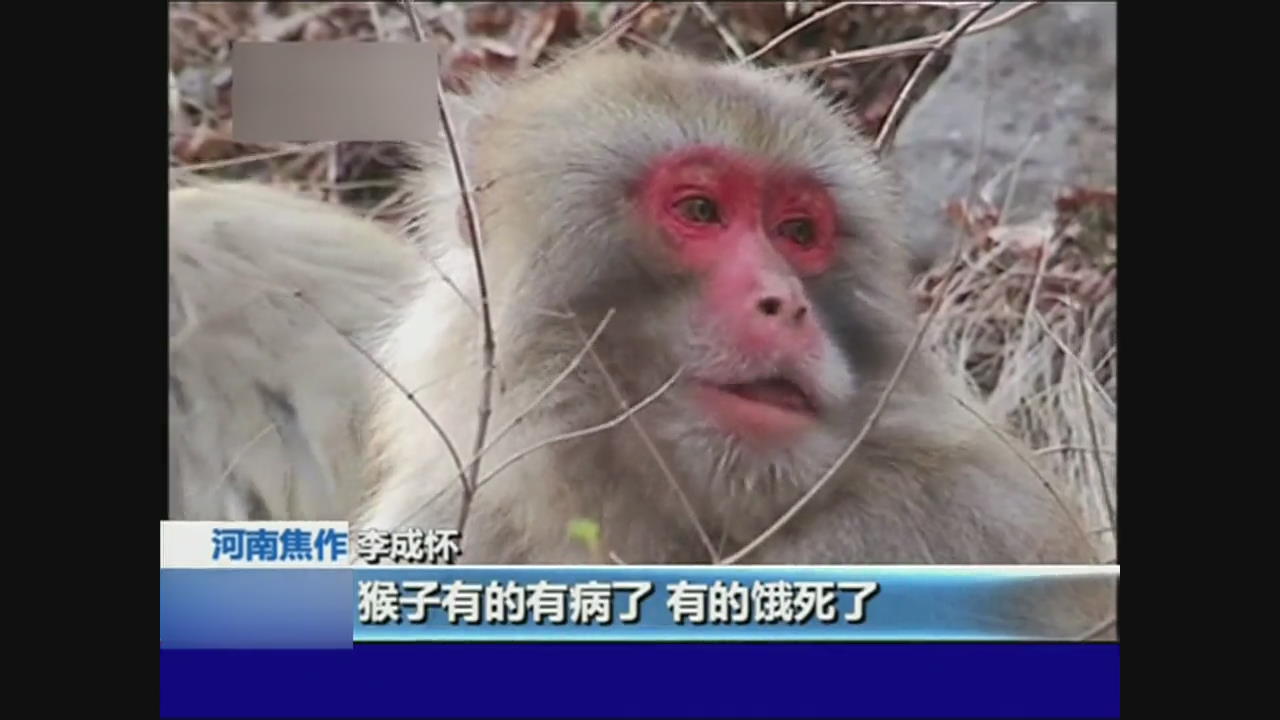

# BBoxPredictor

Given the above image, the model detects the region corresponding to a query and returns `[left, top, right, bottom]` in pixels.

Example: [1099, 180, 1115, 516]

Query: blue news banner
[161, 522, 1120, 716]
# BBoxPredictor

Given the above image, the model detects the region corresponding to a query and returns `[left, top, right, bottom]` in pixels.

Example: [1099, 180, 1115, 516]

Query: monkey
[167, 48, 1115, 639]
[355, 48, 1112, 569]
[168, 181, 422, 522]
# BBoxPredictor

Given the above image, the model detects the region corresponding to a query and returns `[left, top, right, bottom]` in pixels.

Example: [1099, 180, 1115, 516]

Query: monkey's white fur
[168, 182, 421, 521]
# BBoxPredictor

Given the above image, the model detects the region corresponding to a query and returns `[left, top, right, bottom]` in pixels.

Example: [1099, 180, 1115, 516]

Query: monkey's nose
[756, 294, 809, 324]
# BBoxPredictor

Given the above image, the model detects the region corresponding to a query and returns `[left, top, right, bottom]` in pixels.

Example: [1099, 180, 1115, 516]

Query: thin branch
[1012, 220, 1054, 374]
[367, 1, 384, 41]
[658, 2, 690, 47]
[621, 29, 665, 53]
[468, 309, 616, 466]
[1034, 444, 1116, 457]
[471, 366, 686, 496]
[422, 254, 480, 317]
[1093, 345, 1117, 375]
[719, 50, 1001, 564]
[1077, 615, 1117, 641]
[1077, 363, 1117, 540]
[571, 314, 720, 563]
[948, 392, 1098, 557]
[191, 422, 278, 511]
[1000, 131, 1043, 221]
[293, 290, 467, 483]
[718, 298, 944, 565]
[404, 0, 499, 537]
[1034, 311, 1117, 413]
[443, 88, 496, 535]
[217, 423, 277, 487]
[406, 308, 618, 523]
[325, 145, 340, 205]
[171, 141, 337, 173]
[549, 1, 656, 70]
[693, 2, 747, 61]
[399, 0, 426, 41]
[874, 1, 999, 153]
[776, 1, 1043, 75]
[711, 444, 737, 557]
[744, 0, 991, 66]
[741, 1, 854, 64]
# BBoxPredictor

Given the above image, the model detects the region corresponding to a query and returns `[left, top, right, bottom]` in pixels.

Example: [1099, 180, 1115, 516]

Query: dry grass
[168, 2, 1117, 563]
[168, 1, 967, 222]
[914, 187, 1117, 561]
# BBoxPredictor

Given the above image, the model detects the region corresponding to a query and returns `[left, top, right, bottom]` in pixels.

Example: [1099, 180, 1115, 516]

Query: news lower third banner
[160, 521, 1119, 648]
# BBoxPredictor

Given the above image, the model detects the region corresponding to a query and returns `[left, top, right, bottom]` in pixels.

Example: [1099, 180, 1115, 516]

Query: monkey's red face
[639, 146, 852, 448]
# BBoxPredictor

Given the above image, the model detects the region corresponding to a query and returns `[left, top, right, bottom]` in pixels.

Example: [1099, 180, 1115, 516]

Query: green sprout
[567, 517, 602, 556]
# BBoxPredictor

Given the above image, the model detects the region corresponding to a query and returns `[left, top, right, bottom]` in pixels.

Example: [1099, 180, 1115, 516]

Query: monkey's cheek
[692, 384, 818, 449]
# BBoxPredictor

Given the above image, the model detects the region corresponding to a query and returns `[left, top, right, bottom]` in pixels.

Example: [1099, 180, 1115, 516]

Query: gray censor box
[231, 41, 440, 143]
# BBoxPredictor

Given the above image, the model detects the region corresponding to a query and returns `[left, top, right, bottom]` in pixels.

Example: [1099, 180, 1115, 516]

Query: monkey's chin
[693, 381, 819, 448]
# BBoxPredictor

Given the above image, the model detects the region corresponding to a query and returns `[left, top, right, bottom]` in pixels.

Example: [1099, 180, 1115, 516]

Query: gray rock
[887, 1, 1116, 271]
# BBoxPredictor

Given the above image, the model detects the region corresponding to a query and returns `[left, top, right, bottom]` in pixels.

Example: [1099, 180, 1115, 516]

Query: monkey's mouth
[716, 378, 817, 415]
[694, 376, 819, 443]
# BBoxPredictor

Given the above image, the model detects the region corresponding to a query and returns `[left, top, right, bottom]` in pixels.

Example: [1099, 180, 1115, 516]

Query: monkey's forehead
[471, 51, 885, 190]
[412, 50, 903, 253]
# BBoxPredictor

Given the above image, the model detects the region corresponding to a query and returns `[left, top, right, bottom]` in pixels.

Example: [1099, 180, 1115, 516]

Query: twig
[1011, 222, 1054, 377]
[440, 88, 496, 536]
[1092, 345, 1117, 375]
[392, 341, 682, 536]
[933, 30, 994, 311]
[718, 289, 947, 565]
[571, 314, 720, 563]
[420, 254, 480, 317]
[400, 0, 426, 41]
[405, 308, 617, 522]
[404, 0, 500, 537]
[191, 422, 278, 511]
[325, 145, 340, 204]
[471, 366, 686, 496]
[293, 290, 467, 483]
[776, 1, 1043, 75]
[874, 1, 999, 153]
[693, 2, 747, 61]
[719, 37, 1001, 564]
[467, 309, 616, 465]
[1077, 615, 1117, 641]
[621, 29, 665, 53]
[550, 1, 656, 69]
[741, 1, 854, 64]
[711, 444, 738, 557]
[367, 1, 384, 41]
[216, 423, 277, 487]
[1034, 311, 1117, 413]
[948, 392, 1097, 557]
[171, 141, 337, 173]
[1077, 364, 1116, 542]
[1034, 445, 1116, 457]
[253, 5, 331, 42]
[658, 2, 690, 47]
[1000, 132, 1043, 222]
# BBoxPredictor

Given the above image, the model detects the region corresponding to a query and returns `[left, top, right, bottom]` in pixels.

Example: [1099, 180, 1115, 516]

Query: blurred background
[168, 1, 1117, 561]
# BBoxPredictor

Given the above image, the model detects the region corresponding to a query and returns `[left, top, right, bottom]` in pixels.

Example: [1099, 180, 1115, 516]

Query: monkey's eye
[674, 196, 721, 225]
[777, 218, 818, 248]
